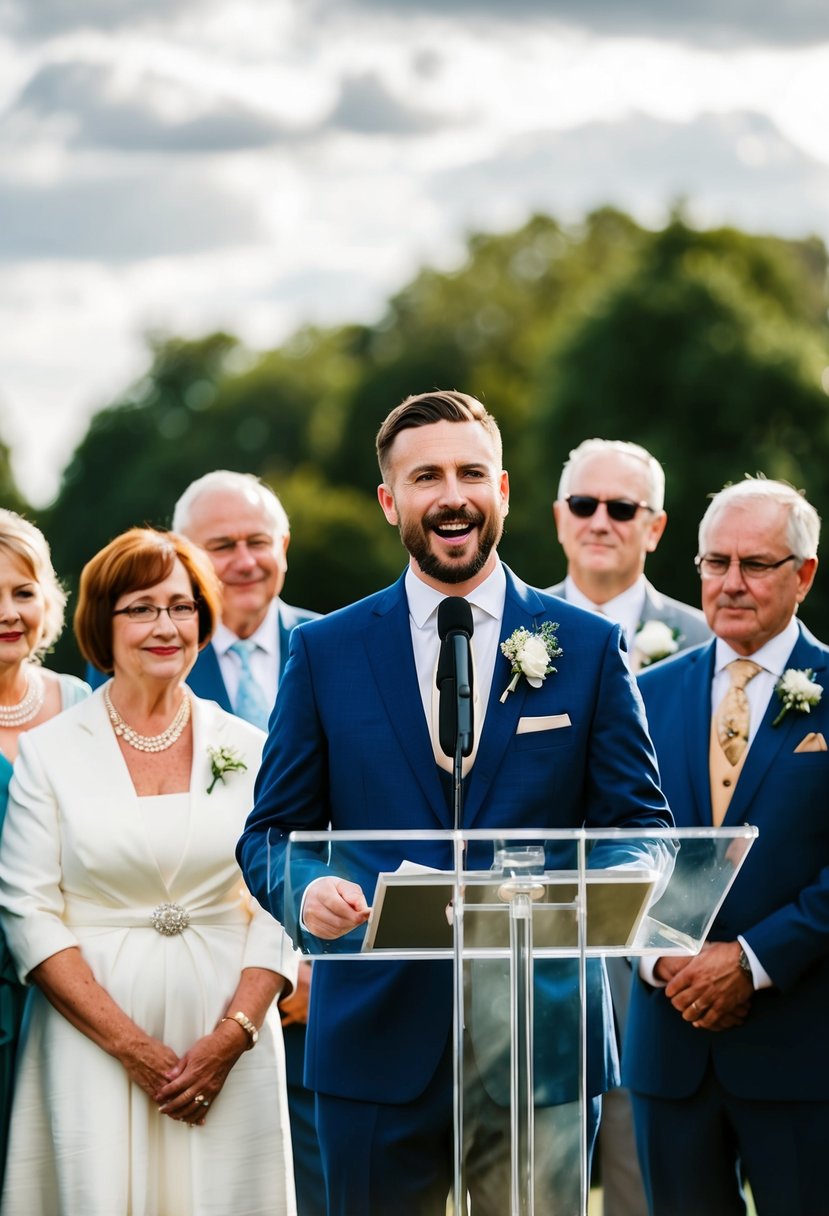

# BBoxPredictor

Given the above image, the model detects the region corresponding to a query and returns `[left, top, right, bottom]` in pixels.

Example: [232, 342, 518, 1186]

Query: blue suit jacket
[86, 599, 318, 715]
[625, 622, 829, 1101]
[238, 567, 672, 1107]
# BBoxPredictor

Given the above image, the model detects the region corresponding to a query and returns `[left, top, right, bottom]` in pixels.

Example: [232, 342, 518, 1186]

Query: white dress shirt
[710, 617, 799, 750]
[563, 573, 647, 661]
[405, 560, 507, 730]
[213, 598, 281, 703]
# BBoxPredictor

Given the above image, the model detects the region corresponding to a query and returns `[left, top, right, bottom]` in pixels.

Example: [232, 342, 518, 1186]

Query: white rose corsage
[499, 622, 562, 703]
[634, 619, 680, 667]
[772, 668, 822, 727]
[207, 745, 248, 794]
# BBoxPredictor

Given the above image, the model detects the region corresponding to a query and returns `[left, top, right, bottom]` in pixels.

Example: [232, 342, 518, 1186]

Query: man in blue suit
[625, 477, 829, 1215]
[238, 391, 672, 1215]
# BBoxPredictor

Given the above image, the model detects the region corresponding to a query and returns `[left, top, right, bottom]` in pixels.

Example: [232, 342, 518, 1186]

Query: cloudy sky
[2, 0, 828, 504]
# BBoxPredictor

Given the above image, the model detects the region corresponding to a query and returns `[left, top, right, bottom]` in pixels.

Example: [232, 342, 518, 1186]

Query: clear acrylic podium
[268, 825, 756, 1216]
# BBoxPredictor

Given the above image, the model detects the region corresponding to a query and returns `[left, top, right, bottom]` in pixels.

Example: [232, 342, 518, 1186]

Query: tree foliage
[21, 209, 829, 674]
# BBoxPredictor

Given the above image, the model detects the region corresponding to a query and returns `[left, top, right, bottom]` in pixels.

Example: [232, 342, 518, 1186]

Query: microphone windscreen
[437, 597, 474, 641]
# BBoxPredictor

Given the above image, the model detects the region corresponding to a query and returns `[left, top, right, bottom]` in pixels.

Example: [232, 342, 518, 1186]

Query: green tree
[526, 219, 829, 630]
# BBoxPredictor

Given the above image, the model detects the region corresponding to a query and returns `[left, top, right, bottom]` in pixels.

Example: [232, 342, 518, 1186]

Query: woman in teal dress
[0, 510, 89, 1188]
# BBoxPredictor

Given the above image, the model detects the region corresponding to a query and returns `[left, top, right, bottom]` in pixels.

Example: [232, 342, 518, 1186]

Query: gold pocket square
[516, 713, 571, 735]
[794, 732, 828, 753]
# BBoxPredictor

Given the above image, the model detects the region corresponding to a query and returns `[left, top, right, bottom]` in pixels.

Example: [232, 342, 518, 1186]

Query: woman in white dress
[0, 527, 298, 1216]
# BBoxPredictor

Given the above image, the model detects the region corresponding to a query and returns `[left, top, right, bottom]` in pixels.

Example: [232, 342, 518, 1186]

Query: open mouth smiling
[431, 520, 475, 541]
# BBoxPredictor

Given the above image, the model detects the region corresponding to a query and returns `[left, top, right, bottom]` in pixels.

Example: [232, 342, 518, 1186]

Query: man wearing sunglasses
[547, 438, 709, 1216]
[626, 477, 829, 1215]
[549, 438, 709, 675]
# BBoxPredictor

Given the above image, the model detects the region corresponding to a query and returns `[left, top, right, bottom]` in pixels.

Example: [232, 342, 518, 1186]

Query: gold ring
[194, 1093, 206, 1105]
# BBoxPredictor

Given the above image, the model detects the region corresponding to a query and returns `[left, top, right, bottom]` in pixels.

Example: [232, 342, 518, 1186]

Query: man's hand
[280, 960, 312, 1027]
[664, 940, 753, 1032]
[652, 955, 689, 984]
[304, 877, 370, 939]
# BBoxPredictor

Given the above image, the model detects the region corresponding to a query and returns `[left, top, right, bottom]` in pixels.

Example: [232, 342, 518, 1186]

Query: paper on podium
[362, 862, 659, 953]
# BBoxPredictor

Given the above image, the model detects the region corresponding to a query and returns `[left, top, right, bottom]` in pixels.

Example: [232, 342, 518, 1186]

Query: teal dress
[0, 673, 89, 1189]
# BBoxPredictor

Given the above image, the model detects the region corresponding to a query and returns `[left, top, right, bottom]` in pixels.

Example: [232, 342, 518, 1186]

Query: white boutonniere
[772, 668, 822, 727]
[634, 619, 680, 667]
[499, 622, 562, 703]
[207, 745, 248, 794]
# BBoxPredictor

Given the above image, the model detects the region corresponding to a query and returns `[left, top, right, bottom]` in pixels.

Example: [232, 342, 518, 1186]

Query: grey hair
[698, 477, 821, 562]
[172, 470, 289, 538]
[556, 439, 666, 513]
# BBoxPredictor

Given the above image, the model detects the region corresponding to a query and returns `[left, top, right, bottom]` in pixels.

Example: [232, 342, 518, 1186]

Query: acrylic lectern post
[269, 825, 757, 1216]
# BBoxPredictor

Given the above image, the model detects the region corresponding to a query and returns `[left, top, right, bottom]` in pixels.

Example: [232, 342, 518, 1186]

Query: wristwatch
[221, 1010, 259, 1048]
[738, 947, 753, 983]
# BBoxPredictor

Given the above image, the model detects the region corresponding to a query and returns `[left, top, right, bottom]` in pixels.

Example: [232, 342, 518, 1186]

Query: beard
[399, 506, 504, 585]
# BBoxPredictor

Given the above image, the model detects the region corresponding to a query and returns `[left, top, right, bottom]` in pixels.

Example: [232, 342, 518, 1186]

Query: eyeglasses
[566, 496, 653, 522]
[694, 555, 798, 581]
[112, 601, 199, 623]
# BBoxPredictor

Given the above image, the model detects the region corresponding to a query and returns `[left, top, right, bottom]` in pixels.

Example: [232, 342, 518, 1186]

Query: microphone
[436, 597, 474, 760]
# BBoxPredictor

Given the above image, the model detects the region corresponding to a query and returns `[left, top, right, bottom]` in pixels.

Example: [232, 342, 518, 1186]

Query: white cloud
[0, 0, 827, 505]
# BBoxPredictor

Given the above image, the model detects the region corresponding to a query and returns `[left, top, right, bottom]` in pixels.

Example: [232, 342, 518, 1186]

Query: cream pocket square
[794, 732, 828, 753]
[516, 714, 572, 735]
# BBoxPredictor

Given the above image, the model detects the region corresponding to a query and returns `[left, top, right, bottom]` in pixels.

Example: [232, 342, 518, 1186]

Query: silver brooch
[150, 901, 190, 936]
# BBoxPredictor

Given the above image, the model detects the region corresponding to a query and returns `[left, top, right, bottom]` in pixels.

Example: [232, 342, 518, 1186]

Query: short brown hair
[75, 527, 222, 674]
[376, 390, 503, 479]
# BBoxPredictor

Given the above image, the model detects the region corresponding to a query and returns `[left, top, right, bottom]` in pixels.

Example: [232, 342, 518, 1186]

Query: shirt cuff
[638, 955, 664, 987]
[299, 875, 328, 933]
[738, 935, 772, 990]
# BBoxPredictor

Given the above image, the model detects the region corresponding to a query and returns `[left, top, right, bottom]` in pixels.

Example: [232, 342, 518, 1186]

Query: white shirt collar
[405, 560, 507, 630]
[713, 616, 800, 678]
[213, 597, 280, 657]
[563, 573, 646, 643]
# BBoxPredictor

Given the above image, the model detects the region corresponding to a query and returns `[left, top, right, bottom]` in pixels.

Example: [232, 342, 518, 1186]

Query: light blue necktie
[228, 639, 271, 731]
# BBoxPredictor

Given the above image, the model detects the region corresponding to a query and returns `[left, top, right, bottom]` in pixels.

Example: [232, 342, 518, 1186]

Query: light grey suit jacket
[546, 578, 710, 675]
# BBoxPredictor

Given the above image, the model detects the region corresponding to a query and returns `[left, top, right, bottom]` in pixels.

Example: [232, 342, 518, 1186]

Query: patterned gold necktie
[716, 659, 763, 765]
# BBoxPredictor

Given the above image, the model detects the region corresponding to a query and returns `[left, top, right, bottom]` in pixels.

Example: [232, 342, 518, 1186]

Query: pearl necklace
[0, 668, 45, 728]
[104, 685, 191, 753]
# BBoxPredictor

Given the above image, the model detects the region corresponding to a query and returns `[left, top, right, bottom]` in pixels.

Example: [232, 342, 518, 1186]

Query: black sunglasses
[565, 495, 653, 522]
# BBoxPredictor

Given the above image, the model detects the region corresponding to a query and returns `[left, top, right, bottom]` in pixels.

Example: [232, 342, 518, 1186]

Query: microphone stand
[445, 629, 473, 1216]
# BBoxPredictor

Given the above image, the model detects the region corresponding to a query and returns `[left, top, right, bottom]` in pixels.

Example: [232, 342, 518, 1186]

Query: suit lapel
[187, 644, 232, 712]
[364, 575, 451, 827]
[683, 643, 716, 825]
[725, 625, 828, 824]
[277, 605, 291, 685]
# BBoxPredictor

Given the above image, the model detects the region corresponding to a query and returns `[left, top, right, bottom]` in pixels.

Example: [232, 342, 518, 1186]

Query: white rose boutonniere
[634, 619, 680, 667]
[499, 622, 563, 703]
[772, 668, 823, 727]
[207, 745, 248, 794]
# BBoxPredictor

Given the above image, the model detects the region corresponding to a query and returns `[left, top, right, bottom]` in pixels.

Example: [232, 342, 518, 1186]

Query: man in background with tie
[171, 470, 324, 1215]
[238, 390, 672, 1215]
[171, 470, 319, 729]
[625, 476, 829, 1215]
[546, 438, 709, 1216]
